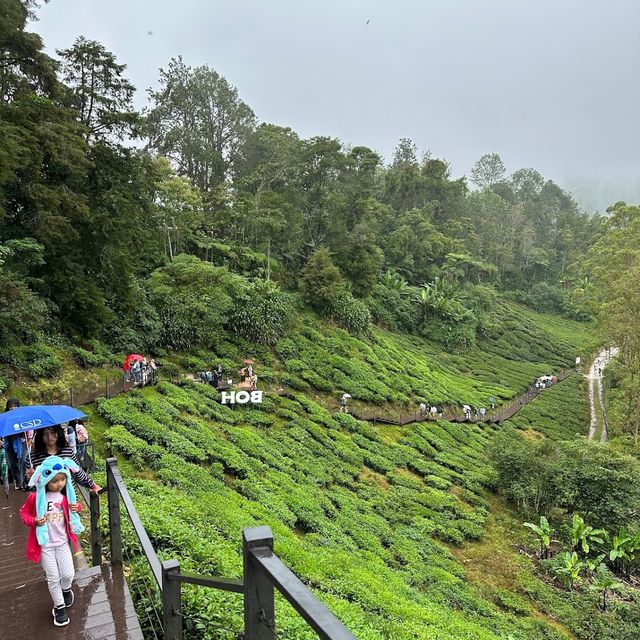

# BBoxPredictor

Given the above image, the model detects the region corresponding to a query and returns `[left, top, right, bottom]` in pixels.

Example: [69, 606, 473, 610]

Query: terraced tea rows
[97, 378, 579, 640]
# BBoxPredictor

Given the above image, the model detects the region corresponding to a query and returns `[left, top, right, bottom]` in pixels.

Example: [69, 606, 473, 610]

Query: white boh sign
[221, 390, 263, 405]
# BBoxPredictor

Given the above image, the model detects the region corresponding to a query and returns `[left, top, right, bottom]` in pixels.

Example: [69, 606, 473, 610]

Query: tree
[338, 225, 383, 298]
[151, 157, 203, 260]
[0, 0, 57, 103]
[144, 254, 241, 350]
[57, 36, 137, 142]
[470, 153, 506, 188]
[383, 138, 423, 212]
[228, 280, 294, 345]
[549, 551, 584, 590]
[589, 564, 623, 611]
[233, 124, 304, 273]
[146, 57, 256, 190]
[299, 247, 345, 314]
[509, 168, 545, 203]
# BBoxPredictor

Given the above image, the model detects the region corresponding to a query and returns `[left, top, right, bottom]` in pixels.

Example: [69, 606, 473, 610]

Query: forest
[2, 1, 640, 639]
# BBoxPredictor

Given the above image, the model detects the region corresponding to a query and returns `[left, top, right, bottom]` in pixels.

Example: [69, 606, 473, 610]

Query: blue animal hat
[28, 455, 85, 546]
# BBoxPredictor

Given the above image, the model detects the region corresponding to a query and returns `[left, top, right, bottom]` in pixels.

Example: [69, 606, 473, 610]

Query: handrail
[168, 571, 244, 593]
[98, 458, 359, 639]
[107, 457, 163, 588]
[250, 539, 357, 640]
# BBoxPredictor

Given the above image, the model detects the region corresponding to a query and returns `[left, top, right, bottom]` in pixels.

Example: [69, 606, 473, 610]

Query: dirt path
[587, 347, 618, 441]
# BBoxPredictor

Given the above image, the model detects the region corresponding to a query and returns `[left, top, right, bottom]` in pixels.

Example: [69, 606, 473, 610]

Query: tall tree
[0, 0, 57, 103]
[146, 57, 256, 190]
[151, 156, 203, 260]
[57, 36, 137, 142]
[470, 153, 506, 188]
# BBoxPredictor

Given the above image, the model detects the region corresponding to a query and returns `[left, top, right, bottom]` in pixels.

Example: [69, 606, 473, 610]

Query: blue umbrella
[0, 405, 86, 438]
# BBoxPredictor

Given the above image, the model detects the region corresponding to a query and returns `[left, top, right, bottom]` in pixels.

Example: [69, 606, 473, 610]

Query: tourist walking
[26, 426, 101, 494]
[20, 456, 85, 627]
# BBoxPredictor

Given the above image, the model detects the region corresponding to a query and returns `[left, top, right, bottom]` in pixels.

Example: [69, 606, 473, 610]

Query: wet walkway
[347, 369, 575, 427]
[1, 489, 143, 639]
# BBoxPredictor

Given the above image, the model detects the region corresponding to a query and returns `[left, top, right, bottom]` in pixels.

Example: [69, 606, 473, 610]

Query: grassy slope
[89, 304, 607, 640]
[503, 373, 589, 442]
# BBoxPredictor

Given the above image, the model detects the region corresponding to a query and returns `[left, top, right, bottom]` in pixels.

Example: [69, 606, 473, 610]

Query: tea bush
[93, 305, 631, 640]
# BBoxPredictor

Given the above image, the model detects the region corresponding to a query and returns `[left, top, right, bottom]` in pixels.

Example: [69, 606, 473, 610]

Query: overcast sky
[34, 0, 640, 212]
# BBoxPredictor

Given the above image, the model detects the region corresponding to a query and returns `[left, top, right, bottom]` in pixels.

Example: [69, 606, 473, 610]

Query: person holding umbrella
[3, 397, 28, 490]
[0, 405, 102, 494]
[0, 436, 9, 499]
[27, 426, 101, 494]
[339, 393, 351, 413]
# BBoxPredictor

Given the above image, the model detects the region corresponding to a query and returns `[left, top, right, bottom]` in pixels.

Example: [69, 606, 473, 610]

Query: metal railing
[82, 457, 357, 640]
[348, 368, 576, 427]
[46, 371, 159, 408]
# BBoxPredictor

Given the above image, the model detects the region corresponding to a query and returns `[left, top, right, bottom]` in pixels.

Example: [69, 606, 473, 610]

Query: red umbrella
[123, 354, 144, 371]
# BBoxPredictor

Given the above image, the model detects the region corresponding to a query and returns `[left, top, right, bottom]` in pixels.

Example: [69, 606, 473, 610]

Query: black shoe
[63, 588, 74, 608]
[52, 605, 70, 626]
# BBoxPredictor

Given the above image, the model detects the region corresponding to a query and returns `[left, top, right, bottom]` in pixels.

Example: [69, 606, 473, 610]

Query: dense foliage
[0, 0, 602, 368]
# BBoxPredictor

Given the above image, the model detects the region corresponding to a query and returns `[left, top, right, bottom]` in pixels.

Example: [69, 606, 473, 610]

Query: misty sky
[34, 0, 640, 212]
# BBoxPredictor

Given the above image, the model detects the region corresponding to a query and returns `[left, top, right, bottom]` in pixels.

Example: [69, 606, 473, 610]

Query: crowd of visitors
[417, 372, 558, 423]
[1, 399, 97, 494]
[123, 355, 157, 385]
[198, 360, 259, 391]
[535, 374, 558, 389]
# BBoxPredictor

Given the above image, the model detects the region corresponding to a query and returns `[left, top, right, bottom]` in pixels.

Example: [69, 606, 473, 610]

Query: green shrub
[228, 280, 295, 345]
[71, 345, 109, 368]
[299, 247, 345, 315]
[2, 343, 62, 379]
[421, 316, 477, 351]
[329, 294, 371, 334]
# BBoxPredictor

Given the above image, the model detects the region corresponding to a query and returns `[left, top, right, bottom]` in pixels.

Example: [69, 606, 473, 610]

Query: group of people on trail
[535, 374, 557, 389]
[1, 398, 102, 627]
[238, 361, 258, 391]
[199, 364, 224, 387]
[124, 356, 157, 385]
[462, 405, 486, 421]
[1, 400, 92, 492]
[199, 360, 258, 392]
[419, 403, 444, 420]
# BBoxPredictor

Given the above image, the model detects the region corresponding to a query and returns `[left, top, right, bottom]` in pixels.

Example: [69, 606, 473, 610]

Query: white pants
[41, 543, 75, 607]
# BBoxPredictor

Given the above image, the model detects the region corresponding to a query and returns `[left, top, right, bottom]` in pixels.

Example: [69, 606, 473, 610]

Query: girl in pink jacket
[20, 456, 84, 627]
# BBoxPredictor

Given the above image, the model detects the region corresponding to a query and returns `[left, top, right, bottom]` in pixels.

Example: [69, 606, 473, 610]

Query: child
[20, 456, 85, 627]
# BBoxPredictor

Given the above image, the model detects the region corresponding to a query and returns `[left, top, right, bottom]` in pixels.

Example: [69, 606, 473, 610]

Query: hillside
[79, 305, 639, 640]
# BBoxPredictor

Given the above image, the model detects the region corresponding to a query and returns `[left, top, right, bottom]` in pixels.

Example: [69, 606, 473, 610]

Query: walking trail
[587, 347, 618, 442]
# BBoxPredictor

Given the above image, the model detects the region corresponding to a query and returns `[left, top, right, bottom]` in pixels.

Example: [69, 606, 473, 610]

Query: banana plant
[570, 514, 606, 555]
[609, 527, 640, 576]
[584, 553, 606, 575]
[589, 564, 623, 611]
[551, 551, 585, 590]
[524, 516, 555, 559]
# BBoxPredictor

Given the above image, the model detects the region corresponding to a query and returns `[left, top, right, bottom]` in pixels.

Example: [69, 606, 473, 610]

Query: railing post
[162, 559, 182, 640]
[106, 458, 123, 566]
[105, 379, 109, 399]
[90, 490, 102, 566]
[243, 526, 275, 640]
[69, 387, 74, 407]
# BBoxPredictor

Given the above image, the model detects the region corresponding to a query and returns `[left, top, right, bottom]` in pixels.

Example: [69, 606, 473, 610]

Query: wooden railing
[82, 458, 357, 640]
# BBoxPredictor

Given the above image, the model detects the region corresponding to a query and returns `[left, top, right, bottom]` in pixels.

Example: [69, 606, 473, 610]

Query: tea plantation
[92, 308, 616, 640]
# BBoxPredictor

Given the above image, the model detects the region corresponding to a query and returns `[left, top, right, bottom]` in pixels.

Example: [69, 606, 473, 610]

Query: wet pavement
[1, 489, 143, 639]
